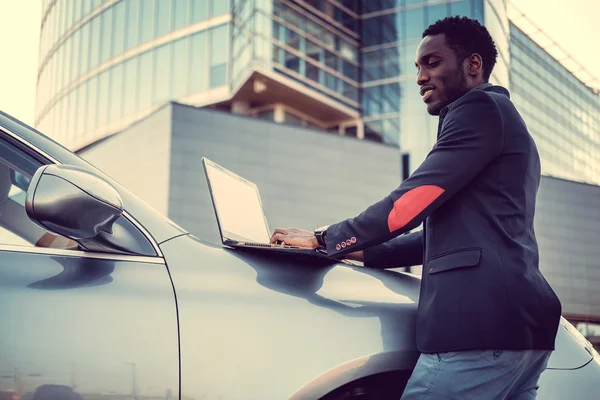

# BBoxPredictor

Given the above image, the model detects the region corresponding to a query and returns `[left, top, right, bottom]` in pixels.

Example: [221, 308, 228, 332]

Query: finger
[269, 230, 285, 241]
[269, 233, 283, 244]
[272, 228, 289, 236]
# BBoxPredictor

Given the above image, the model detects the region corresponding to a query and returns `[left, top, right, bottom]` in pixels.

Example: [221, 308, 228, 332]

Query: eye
[429, 60, 441, 68]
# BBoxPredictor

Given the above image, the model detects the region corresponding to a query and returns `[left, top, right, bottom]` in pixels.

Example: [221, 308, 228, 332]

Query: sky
[0, 0, 42, 126]
[0, 0, 597, 128]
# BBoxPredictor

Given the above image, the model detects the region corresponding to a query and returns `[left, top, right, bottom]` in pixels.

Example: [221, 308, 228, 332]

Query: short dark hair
[422, 16, 498, 81]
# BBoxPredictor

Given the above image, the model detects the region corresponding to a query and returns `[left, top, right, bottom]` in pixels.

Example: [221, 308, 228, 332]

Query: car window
[0, 137, 79, 250]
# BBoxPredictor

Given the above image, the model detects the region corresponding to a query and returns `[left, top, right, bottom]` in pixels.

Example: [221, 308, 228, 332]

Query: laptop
[202, 158, 331, 258]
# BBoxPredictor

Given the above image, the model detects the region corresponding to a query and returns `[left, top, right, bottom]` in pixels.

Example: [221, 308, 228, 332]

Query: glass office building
[510, 24, 600, 185]
[35, 0, 364, 151]
[36, 0, 598, 183]
[35, 0, 497, 151]
[360, 0, 509, 169]
[36, 0, 233, 150]
[226, 0, 362, 133]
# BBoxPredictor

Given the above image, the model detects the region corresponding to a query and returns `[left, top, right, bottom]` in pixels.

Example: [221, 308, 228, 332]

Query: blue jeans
[401, 349, 552, 399]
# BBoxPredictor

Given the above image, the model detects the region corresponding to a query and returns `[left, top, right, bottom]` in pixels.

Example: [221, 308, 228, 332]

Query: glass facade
[36, 0, 599, 185]
[36, 0, 232, 147]
[231, 0, 360, 107]
[361, 0, 489, 166]
[510, 24, 600, 185]
[484, 0, 510, 89]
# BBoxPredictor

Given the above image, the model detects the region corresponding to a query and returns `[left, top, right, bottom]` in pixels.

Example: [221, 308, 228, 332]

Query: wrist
[314, 225, 329, 249]
[311, 236, 320, 248]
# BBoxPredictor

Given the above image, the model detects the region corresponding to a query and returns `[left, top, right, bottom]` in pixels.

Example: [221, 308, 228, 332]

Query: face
[415, 34, 481, 115]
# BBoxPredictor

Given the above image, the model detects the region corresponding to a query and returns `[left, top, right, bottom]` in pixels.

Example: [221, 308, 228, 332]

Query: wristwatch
[314, 225, 329, 250]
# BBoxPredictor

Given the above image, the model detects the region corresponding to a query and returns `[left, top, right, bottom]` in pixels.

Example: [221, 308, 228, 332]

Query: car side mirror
[25, 164, 124, 241]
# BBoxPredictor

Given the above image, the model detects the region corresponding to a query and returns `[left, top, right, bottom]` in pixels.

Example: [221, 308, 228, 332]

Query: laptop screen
[204, 160, 271, 244]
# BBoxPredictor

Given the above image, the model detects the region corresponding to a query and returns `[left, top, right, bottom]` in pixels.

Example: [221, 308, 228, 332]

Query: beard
[426, 70, 469, 116]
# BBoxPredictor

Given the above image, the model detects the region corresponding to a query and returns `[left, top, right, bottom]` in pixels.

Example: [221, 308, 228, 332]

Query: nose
[417, 68, 429, 86]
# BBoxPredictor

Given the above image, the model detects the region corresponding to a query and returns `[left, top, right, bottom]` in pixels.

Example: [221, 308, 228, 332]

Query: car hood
[161, 234, 422, 399]
[163, 234, 594, 373]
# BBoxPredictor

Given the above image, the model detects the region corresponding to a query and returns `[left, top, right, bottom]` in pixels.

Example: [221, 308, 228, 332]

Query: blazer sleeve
[325, 90, 504, 258]
[363, 230, 424, 269]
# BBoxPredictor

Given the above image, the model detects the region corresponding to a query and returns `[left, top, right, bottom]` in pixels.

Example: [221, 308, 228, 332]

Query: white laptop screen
[205, 161, 271, 243]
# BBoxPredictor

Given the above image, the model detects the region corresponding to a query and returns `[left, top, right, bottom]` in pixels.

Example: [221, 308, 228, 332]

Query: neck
[468, 79, 487, 90]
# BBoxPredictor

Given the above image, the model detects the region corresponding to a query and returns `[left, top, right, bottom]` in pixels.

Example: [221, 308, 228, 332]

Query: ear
[468, 53, 484, 77]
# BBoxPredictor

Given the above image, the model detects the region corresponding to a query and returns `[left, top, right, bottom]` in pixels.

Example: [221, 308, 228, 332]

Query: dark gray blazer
[324, 84, 562, 353]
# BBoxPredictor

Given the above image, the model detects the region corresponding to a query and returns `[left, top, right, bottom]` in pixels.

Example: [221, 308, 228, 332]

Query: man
[270, 16, 562, 399]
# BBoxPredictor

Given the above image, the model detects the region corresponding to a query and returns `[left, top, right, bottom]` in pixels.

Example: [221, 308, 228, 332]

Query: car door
[0, 134, 179, 398]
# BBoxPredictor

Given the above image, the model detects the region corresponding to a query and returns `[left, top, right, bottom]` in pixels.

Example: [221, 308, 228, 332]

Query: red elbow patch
[387, 185, 445, 232]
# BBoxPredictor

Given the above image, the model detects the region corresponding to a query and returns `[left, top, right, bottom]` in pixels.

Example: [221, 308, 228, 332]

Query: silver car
[0, 111, 598, 399]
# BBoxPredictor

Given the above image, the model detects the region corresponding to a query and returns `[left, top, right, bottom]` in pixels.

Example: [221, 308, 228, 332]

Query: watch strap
[314, 225, 329, 248]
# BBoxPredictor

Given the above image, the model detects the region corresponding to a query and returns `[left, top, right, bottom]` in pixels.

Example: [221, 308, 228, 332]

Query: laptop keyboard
[242, 242, 303, 250]
[243, 242, 276, 248]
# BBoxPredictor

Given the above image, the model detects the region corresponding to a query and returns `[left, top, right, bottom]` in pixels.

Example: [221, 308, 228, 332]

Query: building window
[138, 52, 154, 111]
[156, 0, 173, 37]
[284, 112, 303, 126]
[345, 125, 358, 138]
[405, 6, 425, 39]
[256, 109, 275, 121]
[189, 31, 208, 92]
[123, 56, 140, 116]
[450, 0, 472, 18]
[97, 70, 110, 127]
[113, 1, 126, 57]
[99, 8, 114, 64]
[173, 0, 190, 29]
[154, 45, 172, 105]
[284, 51, 301, 73]
[109, 64, 124, 122]
[210, 0, 230, 16]
[306, 62, 321, 84]
[427, 4, 448, 26]
[86, 77, 99, 132]
[89, 16, 101, 69]
[191, 0, 208, 22]
[171, 37, 189, 98]
[140, 0, 156, 43]
[125, 0, 140, 50]
[209, 25, 228, 88]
